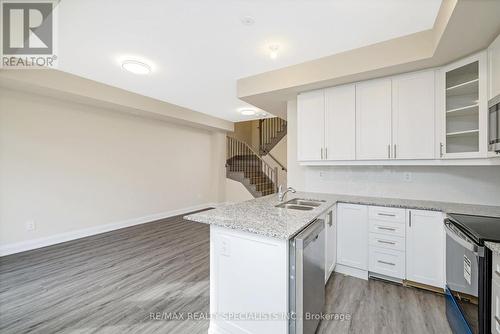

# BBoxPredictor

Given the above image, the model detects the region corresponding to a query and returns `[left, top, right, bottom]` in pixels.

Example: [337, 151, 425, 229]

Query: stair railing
[259, 117, 287, 154]
[227, 136, 278, 193]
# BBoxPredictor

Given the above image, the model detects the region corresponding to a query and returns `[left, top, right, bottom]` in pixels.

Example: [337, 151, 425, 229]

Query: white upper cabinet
[392, 71, 435, 159]
[297, 89, 324, 161]
[295, 50, 495, 165]
[356, 78, 392, 160]
[325, 84, 356, 160]
[488, 34, 500, 100]
[438, 52, 488, 159]
[406, 209, 445, 288]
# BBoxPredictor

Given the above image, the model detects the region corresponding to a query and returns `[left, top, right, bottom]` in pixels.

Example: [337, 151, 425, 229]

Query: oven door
[445, 221, 484, 334]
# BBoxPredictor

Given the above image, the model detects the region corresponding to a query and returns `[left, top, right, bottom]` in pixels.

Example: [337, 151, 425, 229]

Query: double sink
[275, 198, 325, 211]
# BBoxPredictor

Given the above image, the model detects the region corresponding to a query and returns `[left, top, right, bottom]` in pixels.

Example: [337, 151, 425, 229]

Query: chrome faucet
[278, 185, 296, 202]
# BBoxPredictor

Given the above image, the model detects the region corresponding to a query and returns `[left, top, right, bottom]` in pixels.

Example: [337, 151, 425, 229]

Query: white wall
[0, 88, 226, 249]
[225, 179, 254, 204]
[287, 100, 500, 206]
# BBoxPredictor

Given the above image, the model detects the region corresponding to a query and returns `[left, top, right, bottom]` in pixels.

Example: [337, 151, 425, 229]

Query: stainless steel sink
[285, 199, 323, 207]
[275, 203, 314, 211]
[275, 198, 324, 210]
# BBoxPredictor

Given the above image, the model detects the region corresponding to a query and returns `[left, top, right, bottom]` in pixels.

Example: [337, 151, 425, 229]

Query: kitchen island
[185, 192, 336, 334]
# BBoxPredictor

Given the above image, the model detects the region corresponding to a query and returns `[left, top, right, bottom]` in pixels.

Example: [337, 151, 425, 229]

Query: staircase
[259, 117, 287, 155]
[226, 136, 278, 197]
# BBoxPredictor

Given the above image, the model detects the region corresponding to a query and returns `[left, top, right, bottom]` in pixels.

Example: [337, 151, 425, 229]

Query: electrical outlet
[403, 172, 412, 182]
[25, 220, 36, 231]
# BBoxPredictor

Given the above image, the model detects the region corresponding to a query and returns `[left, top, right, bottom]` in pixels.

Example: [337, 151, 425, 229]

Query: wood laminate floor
[0, 212, 451, 334]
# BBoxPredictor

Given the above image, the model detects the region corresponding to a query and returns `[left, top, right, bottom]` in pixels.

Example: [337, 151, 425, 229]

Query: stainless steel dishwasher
[289, 216, 325, 334]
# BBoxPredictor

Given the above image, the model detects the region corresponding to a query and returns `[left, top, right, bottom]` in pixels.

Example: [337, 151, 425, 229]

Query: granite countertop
[185, 192, 338, 240]
[485, 242, 500, 255]
[184, 192, 500, 240]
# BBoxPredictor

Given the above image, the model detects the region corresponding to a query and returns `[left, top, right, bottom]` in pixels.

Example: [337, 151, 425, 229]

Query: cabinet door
[406, 209, 445, 288]
[325, 210, 337, 283]
[356, 79, 392, 160]
[297, 90, 325, 161]
[392, 71, 435, 159]
[438, 52, 488, 159]
[488, 34, 500, 100]
[325, 84, 356, 160]
[337, 203, 368, 270]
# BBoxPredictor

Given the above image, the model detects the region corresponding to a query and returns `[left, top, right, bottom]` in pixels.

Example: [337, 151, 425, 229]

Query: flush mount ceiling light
[240, 16, 255, 26]
[121, 60, 152, 75]
[239, 108, 257, 116]
[269, 44, 280, 60]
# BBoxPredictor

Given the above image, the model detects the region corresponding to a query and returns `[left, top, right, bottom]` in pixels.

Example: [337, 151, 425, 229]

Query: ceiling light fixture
[239, 108, 257, 116]
[241, 16, 255, 26]
[269, 44, 279, 60]
[121, 60, 152, 75]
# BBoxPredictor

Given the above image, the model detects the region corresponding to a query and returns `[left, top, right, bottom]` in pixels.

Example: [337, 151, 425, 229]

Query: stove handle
[444, 221, 484, 257]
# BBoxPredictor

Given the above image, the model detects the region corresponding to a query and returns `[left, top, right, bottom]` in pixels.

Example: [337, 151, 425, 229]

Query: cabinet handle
[394, 144, 397, 159]
[377, 226, 396, 231]
[378, 240, 396, 245]
[378, 260, 396, 266]
[409, 211, 412, 227]
[495, 270, 500, 278]
[378, 213, 396, 217]
[325, 147, 328, 160]
[440, 142, 444, 158]
[495, 316, 500, 325]
[388, 144, 391, 159]
[321, 148, 323, 160]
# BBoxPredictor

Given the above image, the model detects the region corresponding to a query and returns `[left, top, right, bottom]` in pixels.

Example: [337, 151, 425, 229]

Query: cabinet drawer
[369, 206, 406, 223]
[369, 233, 405, 252]
[369, 219, 405, 237]
[493, 252, 500, 286]
[369, 246, 405, 279]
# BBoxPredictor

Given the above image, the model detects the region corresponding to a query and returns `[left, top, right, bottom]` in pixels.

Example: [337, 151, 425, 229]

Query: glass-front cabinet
[439, 52, 488, 159]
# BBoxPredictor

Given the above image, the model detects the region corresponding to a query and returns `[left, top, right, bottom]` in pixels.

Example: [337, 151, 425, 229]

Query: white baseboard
[0, 203, 218, 257]
[335, 264, 369, 281]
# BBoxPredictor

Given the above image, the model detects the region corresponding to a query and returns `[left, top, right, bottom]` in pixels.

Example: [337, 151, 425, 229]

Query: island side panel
[208, 225, 289, 334]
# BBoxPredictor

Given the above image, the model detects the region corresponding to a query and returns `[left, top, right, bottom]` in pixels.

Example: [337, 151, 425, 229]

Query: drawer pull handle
[378, 260, 395, 266]
[377, 227, 396, 231]
[378, 240, 396, 245]
[378, 213, 396, 217]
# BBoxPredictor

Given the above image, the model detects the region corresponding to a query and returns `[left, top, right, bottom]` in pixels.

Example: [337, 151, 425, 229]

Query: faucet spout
[278, 185, 296, 202]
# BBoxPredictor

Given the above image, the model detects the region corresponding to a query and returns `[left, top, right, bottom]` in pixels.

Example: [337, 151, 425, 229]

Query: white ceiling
[57, 0, 442, 122]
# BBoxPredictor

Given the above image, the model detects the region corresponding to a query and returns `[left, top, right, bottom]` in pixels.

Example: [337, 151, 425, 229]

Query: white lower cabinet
[335, 204, 446, 288]
[493, 279, 500, 334]
[368, 206, 406, 280]
[405, 209, 445, 288]
[337, 203, 368, 271]
[325, 209, 337, 283]
[492, 252, 500, 334]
